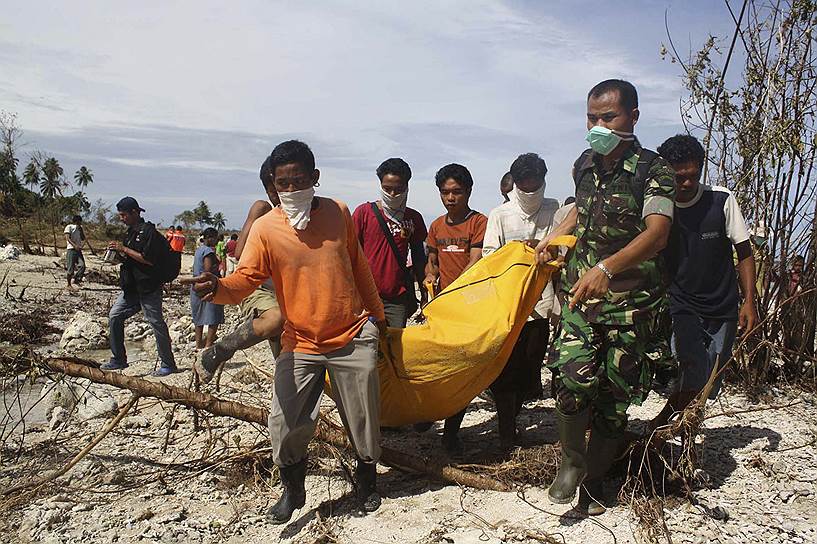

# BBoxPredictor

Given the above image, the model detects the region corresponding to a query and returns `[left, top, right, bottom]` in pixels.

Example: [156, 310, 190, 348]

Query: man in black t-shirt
[650, 135, 758, 431]
[101, 197, 177, 377]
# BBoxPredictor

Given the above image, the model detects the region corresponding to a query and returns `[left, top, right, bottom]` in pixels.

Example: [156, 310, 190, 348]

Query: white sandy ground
[0, 251, 815, 544]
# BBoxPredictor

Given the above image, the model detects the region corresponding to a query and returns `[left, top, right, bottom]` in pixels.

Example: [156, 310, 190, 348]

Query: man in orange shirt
[170, 227, 186, 253]
[184, 140, 387, 523]
[424, 163, 487, 455]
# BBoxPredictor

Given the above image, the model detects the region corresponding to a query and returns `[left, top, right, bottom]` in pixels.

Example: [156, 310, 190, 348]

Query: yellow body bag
[372, 236, 575, 426]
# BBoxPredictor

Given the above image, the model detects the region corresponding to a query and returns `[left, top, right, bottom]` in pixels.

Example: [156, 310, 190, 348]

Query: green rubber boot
[578, 425, 623, 516]
[548, 408, 590, 504]
[195, 318, 264, 383]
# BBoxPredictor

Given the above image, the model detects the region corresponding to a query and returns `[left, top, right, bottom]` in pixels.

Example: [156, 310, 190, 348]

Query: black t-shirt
[120, 219, 162, 294]
[665, 185, 750, 321]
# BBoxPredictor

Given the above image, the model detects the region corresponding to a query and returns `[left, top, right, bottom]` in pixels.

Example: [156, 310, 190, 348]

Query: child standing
[191, 228, 225, 348]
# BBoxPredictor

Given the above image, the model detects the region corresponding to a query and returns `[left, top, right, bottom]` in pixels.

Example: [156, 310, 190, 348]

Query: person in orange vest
[170, 227, 186, 253]
[165, 225, 175, 242]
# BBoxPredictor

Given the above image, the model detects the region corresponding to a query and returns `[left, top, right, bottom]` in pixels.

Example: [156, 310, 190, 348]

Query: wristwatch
[596, 261, 613, 280]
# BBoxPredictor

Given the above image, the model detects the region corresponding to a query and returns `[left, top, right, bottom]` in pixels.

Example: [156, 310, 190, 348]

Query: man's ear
[313, 169, 321, 186]
[631, 108, 640, 126]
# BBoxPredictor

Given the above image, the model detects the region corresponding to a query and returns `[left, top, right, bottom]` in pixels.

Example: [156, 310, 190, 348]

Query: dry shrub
[461, 444, 561, 488]
[0, 309, 58, 345]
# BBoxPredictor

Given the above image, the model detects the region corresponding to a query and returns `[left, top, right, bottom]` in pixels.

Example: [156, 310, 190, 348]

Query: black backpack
[155, 234, 182, 283]
[135, 222, 181, 284]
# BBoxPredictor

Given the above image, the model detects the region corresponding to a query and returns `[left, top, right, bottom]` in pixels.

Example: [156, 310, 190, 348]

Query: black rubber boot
[578, 425, 623, 516]
[267, 459, 307, 524]
[442, 408, 466, 457]
[495, 391, 519, 451]
[548, 408, 590, 504]
[355, 459, 381, 513]
[196, 318, 264, 383]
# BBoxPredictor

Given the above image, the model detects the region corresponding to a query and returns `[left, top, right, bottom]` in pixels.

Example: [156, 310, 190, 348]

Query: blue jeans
[109, 289, 176, 369]
[672, 314, 737, 398]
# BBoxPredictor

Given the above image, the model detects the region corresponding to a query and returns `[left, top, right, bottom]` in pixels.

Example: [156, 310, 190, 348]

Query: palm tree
[39, 157, 64, 255]
[74, 166, 93, 189]
[211, 212, 226, 230]
[21, 160, 46, 252]
[22, 160, 39, 190]
[40, 157, 64, 199]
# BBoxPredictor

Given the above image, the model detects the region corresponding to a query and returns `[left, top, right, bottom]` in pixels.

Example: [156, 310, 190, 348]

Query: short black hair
[259, 156, 273, 189]
[169, 225, 176, 230]
[376, 158, 412, 184]
[230, 233, 238, 240]
[202, 227, 218, 239]
[510, 153, 547, 183]
[72, 215, 82, 223]
[564, 196, 576, 206]
[588, 79, 638, 110]
[434, 163, 473, 190]
[658, 134, 705, 169]
[268, 140, 315, 178]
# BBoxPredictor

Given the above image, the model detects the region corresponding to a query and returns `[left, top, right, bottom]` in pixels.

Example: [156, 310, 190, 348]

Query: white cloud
[1, 0, 733, 228]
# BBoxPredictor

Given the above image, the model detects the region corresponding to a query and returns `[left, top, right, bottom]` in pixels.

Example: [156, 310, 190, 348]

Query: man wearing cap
[101, 197, 178, 377]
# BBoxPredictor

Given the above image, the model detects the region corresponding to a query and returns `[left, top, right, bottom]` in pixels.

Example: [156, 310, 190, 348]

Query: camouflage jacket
[562, 140, 675, 326]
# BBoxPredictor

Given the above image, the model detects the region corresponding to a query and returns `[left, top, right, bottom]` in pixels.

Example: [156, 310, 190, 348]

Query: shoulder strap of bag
[632, 148, 659, 210]
[572, 149, 594, 185]
[370, 202, 417, 302]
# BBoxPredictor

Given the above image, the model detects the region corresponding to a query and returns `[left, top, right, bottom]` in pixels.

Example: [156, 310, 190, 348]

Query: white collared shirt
[483, 196, 560, 319]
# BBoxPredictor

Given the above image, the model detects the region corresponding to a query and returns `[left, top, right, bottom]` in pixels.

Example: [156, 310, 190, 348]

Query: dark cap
[116, 196, 145, 213]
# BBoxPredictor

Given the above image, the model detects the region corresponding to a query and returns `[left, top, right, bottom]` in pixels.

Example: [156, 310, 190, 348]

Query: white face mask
[380, 187, 408, 223]
[278, 187, 315, 230]
[513, 184, 546, 217]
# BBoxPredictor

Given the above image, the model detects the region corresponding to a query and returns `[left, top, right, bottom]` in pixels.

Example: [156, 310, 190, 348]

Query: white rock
[0, 244, 20, 261]
[49, 407, 69, 430]
[169, 315, 195, 344]
[59, 311, 109, 351]
[76, 387, 119, 421]
[122, 415, 151, 429]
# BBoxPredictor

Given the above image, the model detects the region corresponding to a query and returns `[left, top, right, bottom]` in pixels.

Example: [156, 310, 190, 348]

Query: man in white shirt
[64, 215, 88, 288]
[482, 153, 560, 449]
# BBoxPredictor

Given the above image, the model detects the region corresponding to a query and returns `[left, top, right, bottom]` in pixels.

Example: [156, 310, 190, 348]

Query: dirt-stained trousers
[268, 321, 381, 467]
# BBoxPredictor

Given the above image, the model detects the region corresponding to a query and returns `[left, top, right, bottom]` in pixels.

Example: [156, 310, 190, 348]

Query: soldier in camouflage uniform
[535, 79, 675, 515]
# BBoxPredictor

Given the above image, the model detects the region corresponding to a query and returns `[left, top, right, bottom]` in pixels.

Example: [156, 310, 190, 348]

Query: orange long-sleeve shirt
[214, 197, 386, 355]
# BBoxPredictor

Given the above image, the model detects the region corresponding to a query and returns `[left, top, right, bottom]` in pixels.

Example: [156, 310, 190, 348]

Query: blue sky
[1, 0, 735, 229]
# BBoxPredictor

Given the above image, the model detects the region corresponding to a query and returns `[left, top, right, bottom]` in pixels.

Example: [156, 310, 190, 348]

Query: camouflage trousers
[548, 304, 655, 437]
[646, 306, 676, 383]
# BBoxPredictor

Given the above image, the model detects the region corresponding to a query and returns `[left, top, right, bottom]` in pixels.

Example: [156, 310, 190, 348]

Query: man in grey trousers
[184, 141, 387, 524]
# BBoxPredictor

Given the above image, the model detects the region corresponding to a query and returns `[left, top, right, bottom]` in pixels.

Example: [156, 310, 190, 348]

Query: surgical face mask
[380, 187, 408, 223]
[513, 184, 546, 217]
[586, 125, 634, 155]
[278, 186, 315, 230]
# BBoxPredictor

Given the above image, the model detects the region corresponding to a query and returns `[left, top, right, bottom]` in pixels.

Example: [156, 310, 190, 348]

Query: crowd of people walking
[93, 78, 766, 521]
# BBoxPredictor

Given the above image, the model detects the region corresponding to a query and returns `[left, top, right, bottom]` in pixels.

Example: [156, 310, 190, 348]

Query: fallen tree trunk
[45, 357, 511, 492]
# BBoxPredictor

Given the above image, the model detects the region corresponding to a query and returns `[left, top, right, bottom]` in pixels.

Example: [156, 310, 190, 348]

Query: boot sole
[548, 490, 576, 505]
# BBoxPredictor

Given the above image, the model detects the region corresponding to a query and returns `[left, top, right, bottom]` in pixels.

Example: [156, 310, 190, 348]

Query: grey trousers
[269, 321, 381, 467]
[66, 249, 85, 281]
[381, 292, 412, 328]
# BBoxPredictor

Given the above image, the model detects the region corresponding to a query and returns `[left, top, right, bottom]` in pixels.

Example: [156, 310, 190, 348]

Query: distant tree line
[0, 111, 102, 254]
[173, 201, 227, 231]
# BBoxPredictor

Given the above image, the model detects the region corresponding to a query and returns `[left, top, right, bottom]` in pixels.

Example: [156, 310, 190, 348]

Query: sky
[1, 0, 737, 229]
